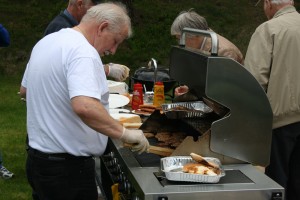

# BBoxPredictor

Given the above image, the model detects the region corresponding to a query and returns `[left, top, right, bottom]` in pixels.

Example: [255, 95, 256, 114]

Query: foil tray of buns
[161, 156, 225, 183]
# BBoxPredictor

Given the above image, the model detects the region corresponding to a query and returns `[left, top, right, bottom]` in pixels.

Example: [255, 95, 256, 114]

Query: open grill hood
[169, 28, 273, 166]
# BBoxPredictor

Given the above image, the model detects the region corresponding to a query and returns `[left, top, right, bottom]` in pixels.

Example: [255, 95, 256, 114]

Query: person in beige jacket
[244, 1, 300, 199]
[170, 9, 244, 96]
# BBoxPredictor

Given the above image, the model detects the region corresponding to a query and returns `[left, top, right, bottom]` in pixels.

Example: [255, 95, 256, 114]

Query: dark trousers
[26, 148, 98, 200]
[265, 122, 300, 200]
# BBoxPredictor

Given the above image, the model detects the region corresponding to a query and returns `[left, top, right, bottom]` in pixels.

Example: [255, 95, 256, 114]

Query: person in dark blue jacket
[44, 0, 102, 36]
[44, 0, 130, 82]
[0, 23, 14, 179]
[0, 24, 10, 47]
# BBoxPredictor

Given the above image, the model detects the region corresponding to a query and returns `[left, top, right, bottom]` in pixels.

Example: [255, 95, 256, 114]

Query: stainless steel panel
[206, 57, 273, 166]
[169, 46, 273, 166]
[109, 138, 284, 200]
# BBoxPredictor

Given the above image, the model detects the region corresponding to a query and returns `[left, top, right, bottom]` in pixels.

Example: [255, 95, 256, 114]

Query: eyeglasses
[255, 0, 262, 6]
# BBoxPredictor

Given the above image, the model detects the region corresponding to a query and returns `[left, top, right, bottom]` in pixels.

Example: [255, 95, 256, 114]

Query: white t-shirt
[22, 28, 109, 156]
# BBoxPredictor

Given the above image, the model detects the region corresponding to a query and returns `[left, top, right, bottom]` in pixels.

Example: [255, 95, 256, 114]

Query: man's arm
[244, 26, 273, 91]
[71, 96, 149, 153]
[71, 95, 123, 138]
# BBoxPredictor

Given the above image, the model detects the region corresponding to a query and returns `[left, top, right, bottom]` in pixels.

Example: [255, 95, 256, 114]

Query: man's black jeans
[26, 147, 98, 200]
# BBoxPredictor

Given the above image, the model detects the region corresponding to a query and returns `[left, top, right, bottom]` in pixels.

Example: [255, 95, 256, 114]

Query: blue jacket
[44, 11, 78, 36]
[0, 24, 10, 47]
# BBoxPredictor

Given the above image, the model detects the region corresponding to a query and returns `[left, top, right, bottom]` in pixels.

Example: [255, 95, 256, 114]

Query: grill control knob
[102, 152, 114, 161]
[131, 193, 140, 200]
[110, 164, 121, 174]
[111, 174, 119, 182]
[105, 157, 118, 168]
[126, 180, 132, 194]
[117, 172, 125, 183]
[118, 180, 127, 193]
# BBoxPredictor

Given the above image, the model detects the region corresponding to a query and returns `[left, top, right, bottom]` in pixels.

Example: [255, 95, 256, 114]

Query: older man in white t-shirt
[20, 3, 149, 200]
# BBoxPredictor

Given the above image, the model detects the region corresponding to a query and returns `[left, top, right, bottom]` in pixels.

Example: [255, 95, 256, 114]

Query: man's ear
[97, 21, 109, 36]
[265, 0, 272, 9]
[76, 0, 84, 9]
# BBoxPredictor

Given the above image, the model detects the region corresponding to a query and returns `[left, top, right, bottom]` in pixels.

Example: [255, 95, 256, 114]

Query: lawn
[0, 0, 299, 199]
[0, 75, 29, 200]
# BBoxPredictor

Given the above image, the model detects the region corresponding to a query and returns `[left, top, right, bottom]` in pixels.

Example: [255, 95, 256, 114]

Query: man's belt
[28, 147, 93, 161]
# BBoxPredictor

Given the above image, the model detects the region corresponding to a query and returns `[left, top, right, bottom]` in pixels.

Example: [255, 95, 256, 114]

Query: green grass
[0, 1, 299, 199]
[0, 76, 29, 200]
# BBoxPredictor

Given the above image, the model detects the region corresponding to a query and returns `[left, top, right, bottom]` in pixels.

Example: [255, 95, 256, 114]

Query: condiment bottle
[153, 82, 165, 106]
[131, 83, 144, 110]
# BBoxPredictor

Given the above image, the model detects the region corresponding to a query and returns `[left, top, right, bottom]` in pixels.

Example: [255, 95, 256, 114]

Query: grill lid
[168, 28, 273, 166]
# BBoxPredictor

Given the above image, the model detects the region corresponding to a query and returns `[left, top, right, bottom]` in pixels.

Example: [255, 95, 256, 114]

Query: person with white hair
[44, 0, 130, 82]
[244, 0, 300, 199]
[20, 3, 149, 199]
[170, 9, 244, 64]
[171, 9, 243, 97]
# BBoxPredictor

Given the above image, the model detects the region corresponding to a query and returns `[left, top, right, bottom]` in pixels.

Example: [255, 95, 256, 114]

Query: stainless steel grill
[99, 28, 284, 200]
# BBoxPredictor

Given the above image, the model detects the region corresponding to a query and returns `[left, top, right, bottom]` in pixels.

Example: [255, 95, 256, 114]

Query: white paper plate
[107, 80, 128, 94]
[109, 108, 130, 114]
[110, 113, 139, 121]
[109, 94, 130, 109]
[132, 110, 151, 117]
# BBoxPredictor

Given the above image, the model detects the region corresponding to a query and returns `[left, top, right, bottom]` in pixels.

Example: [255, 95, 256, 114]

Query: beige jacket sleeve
[244, 25, 272, 91]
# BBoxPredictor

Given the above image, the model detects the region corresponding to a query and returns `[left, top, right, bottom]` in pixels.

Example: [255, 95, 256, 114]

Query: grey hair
[68, 0, 77, 4]
[270, 0, 293, 4]
[255, 0, 293, 5]
[69, 0, 93, 5]
[81, 2, 132, 38]
[171, 9, 208, 36]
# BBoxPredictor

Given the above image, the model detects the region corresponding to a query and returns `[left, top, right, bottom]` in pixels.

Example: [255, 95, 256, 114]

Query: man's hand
[107, 63, 130, 81]
[174, 85, 189, 96]
[120, 128, 149, 154]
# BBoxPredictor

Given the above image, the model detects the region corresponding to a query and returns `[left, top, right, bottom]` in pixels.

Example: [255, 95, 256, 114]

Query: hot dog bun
[182, 163, 217, 175]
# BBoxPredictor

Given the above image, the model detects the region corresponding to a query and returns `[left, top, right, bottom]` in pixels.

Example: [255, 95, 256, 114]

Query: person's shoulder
[44, 13, 74, 36]
[0, 24, 8, 33]
[254, 18, 276, 34]
[256, 9, 298, 33]
[48, 13, 71, 27]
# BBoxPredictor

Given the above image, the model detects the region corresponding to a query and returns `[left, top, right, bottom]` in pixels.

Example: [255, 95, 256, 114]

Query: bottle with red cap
[153, 82, 165, 106]
[131, 83, 144, 110]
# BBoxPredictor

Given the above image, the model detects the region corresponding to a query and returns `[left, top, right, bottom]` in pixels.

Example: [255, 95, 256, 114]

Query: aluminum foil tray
[161, 156, 225, 183]
[162, 101, 213, 119]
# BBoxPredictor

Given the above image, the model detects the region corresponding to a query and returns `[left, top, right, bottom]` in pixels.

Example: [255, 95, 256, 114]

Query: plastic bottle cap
[155, 82, 163, 85]
[134, 83, 143, 89]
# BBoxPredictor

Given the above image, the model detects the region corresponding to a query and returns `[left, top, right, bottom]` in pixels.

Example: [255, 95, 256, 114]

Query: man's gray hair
[255, 0, 293, 6]
[270, 0, 293, 4]
[170, 9, 208, 36]
[69, 0, 92, 5]
[81, 2, 132, 38]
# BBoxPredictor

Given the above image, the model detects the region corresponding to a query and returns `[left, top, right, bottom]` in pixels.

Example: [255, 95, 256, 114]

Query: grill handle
[180, 28, 219, 56]
[147, 58, 158, 85]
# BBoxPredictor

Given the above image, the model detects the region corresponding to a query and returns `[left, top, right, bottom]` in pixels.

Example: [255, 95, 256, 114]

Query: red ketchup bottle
[131, 83, 144, 110]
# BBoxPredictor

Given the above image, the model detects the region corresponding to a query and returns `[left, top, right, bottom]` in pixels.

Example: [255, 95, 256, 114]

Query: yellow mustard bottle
[153, 82, 165, 106]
